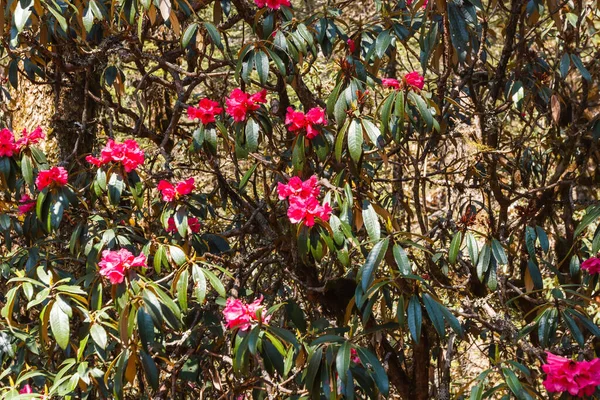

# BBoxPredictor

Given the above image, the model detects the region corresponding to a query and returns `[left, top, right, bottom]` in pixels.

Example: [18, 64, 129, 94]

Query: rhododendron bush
[1, 0, 600, 399]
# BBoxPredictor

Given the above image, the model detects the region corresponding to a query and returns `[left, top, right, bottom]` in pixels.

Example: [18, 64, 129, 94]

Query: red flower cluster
[223, 296, 271, 331]
[167, 216, 201, 234]
[225, 88, 267, 122]
[254, 0, 290, 9]
[0, 126, 45, 157]
[542, 352, 600, 397]
[187, 98, 223, 125]
[98, 249, 147, 285]
[382, 71, 425, 91]
[18, 194, 35, 215]
[19, 384, 34, 394]
[347, 39, 356, 53]
[86, 139, 145, 172]
[581, 256, 600, 274]
[36, 167, 68, 191]
[277, 175, 332, 227]
[381, 78, 401, 90]
[285, 107, 327, 139]
[157, 178, 195, 202]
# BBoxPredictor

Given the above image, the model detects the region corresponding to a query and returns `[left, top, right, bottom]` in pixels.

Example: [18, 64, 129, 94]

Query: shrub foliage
[1, 0, 600, 398]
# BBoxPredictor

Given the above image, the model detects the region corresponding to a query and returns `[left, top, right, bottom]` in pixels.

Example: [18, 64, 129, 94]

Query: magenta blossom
[19, 384, 34, 394]
[223, 296, 271, 331]
[36, 167, 68, 191]
[167, 216, 201, 234]
[287, 195, 332, 227]
[86, 139, 145, 172]
[581, 257, 600, 274]
[188, 98, 223, 124]
[98, 249, 147, 285]
[382, 78, 401, 90]
[0, 128, 18, 157]
[16, 126, 45, 150]
[157, 178, 195, 202]
[404, 71, 425, 90]
[284, 107, 327, 139]
[277, 175, 320, 201]
[225, 88, 267, 122]
[18, 193, 35, 215]
[542, 352, 600, 398]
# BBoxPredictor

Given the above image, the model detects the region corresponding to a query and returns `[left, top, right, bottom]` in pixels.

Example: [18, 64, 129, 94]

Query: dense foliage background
[1, 0, 600, 398]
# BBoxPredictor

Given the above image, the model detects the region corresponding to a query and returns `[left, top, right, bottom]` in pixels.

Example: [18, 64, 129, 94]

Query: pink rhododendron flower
[277, 175, 320, 201]
[86, 139, 145, 172]
[581, 256, 600, 274]
[284, 107, 327, 139]
[225, 88, 267, 122]
[350, 348, 361, 364]
[381, 78, 401, 90]
[16, 126, 45, 149]
[404, 71, 425, 90]
[347, 39, 356, 53]
[18, 194, 35, 215]
[98, 249, 147, 285]
[0, 128, 17, 157]
[19, 384, 33, 394]
[188, 98, 223, 124]
[223, 296, 271, 331]
[287, 195, 332, 227]
[254, 0, 290, 9]
[542, 352, 600, 397]
[167, 216, 201, 234]
[157, 177, 195, 202]
[35, 166, 68, 190]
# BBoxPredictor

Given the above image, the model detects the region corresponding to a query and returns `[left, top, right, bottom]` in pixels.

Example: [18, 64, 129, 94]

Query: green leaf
[559, 53, 570, 78]
[502, 367, 524, 398]
[182, 23, 198, 48]
[466, 232, 479, 265]
[360, 238, 389, 292]
[535, 226, 549, 253]
[21, 155, 33, 185]
[393, 244, 411, 275]
[50, 300, 70, 350]
[336, 342, 351, 383]
[375, 30, 391, 58]
[202, 268, 226, 298]
[362, 119, 383, 149]
[108, 172, 124, 205]
[439, 305, 463, 338]
[137, 307, 155, 351]
[362, 200, 380, 241]
[570, 54, 591, 81]
[476, 243, 491, 282]
[14, 0, 33, 33]
[204, 22, 223, 50]
[239, 164, 257, 191]
[491, 238, 507, 265]
[408, 295, 422, 343]
[169, 245, 186, 266]
[191, 264, 207, 304]
[176, 269, 189, 312]
[422, 294, 445, 338]
[355, 347, 389, 396]
[574, 206, 600, 238]
[90, 324, 107, 349]
[348, 118, 363, 163]
[448, 231, 462, 265]
[379, 94, 395, 134]
[527, 259, 543, 290]
[408, 91, 433, 129]
[255, 50, 269, 85]
[248, 325, 261, 355]
[562, 310, 584, 346]
[305, 347, 323, 392]
[139, 350, 159, 391]
[245, 118, 260, 153]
